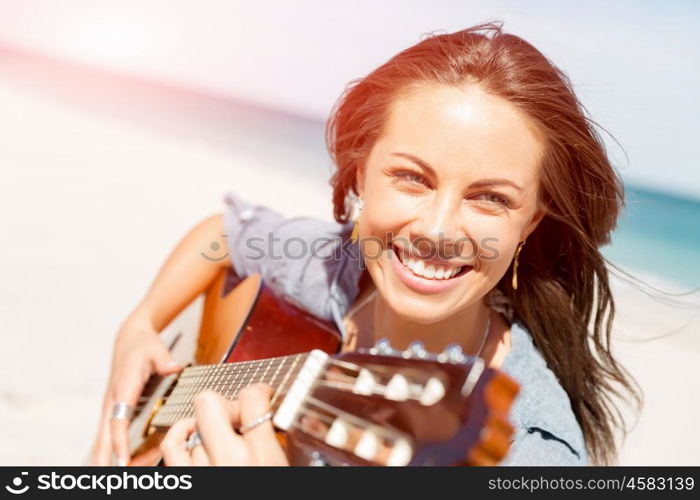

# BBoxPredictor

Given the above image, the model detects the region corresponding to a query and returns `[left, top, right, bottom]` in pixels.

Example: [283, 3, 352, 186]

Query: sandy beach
[0, 50, 698, 466]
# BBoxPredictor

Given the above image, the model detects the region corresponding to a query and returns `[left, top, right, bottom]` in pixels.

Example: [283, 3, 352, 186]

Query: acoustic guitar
[126, 267, 518, 466]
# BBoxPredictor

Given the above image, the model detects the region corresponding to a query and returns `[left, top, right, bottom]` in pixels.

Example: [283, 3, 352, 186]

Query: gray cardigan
[223, 191, 589, 465]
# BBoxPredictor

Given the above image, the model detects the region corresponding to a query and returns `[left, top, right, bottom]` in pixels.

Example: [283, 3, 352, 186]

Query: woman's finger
[109, 368, 145, 465]
[238, 384, 288, 465]
[151, 340, 183, 376]
[90, 398, 114, 465]
[160, 417, 196, 466]
[193, 391, 249, 465]
[190, 444, 211, 466]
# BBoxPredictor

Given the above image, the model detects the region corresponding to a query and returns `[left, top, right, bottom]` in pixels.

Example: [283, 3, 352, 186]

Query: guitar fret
[184, 368, 198, 420]
[224, 367, 233, 399]
[268, 357, 286, 402]
[258, 359, 269, 386]
[181, 368, 196, 421]
[271, 354, 302, 407]
[214, 363, 224, 397]
[230, 361, 250, 398]
[241, 360, 257, 394]
[251, 360, 261, 389]
[259, 358, 272, 390]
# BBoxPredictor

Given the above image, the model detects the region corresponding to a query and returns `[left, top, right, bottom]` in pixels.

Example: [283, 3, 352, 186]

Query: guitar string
[162, 355, 367, 406]
[158, 356, 448, 424]
[175, 356, 302, 385]
[154, 310, 491, 423]
[157, 338, 480, 416]
[303, 395, 400, 440]
[177, 358, 297, 381]
[160, 299, 491, 401]
[155, 356, 307, 421]
[161, 357, 302, 404]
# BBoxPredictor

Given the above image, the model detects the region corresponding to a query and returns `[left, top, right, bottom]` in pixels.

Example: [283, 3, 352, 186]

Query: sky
[0, 0, 697, 199]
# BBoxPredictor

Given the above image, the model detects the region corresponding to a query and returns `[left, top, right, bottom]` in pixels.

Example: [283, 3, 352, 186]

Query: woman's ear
[355, 164, 366, 198]
[522, 205, 546, 240]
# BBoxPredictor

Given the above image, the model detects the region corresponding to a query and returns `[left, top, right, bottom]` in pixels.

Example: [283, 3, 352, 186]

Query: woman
[90, 21, 640, 466]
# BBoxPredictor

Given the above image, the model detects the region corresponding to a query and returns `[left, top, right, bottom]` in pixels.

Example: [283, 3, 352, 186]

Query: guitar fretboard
[151, 352, 309, 428]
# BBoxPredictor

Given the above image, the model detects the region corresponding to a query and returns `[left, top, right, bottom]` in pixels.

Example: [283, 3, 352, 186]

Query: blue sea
[603, 184, 700, 289]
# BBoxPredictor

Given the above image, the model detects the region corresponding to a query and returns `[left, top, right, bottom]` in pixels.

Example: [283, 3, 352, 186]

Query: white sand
[0, 50, 697, 465]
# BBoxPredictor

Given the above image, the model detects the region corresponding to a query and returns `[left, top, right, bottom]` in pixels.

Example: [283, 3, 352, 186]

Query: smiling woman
[91, 20, 641, 466]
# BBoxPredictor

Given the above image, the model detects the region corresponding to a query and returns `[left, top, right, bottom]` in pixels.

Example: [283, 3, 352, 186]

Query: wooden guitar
[127, 267, 519, 466]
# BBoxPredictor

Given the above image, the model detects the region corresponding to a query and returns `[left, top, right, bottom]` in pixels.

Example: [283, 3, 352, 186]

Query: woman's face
[356, 83, 546, 323]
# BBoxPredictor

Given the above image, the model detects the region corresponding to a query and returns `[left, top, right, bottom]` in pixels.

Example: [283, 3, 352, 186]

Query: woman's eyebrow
[390, 151, 524, 192]
[391, 151, 437, 177]
[469, 178, 524, 192]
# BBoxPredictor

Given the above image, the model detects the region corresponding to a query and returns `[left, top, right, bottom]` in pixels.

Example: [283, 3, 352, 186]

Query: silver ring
[184, 430, 203, 451]
[238, 411, 273, 434]
[111, 402, 135, 421]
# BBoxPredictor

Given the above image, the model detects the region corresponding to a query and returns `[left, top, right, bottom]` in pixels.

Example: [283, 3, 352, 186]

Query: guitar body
[128, 267, 341, 465]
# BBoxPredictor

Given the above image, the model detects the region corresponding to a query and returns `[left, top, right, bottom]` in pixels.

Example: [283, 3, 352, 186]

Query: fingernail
[166, 361, 180, 369]
[116, 457, 127, 466]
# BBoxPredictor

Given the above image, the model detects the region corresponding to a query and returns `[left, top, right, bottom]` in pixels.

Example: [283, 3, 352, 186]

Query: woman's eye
[394, 170, 426, 185]
[472, 193, 511, 207]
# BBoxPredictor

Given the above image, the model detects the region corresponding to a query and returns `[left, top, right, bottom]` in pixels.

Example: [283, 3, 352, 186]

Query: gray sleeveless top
[223, 191, 589, 465]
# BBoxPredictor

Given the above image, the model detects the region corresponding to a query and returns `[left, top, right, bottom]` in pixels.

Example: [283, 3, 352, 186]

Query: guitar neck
[151, 352, 310, 428]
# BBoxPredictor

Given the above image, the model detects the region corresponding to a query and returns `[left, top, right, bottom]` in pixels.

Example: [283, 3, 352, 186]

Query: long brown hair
[325, 20, 641, 464]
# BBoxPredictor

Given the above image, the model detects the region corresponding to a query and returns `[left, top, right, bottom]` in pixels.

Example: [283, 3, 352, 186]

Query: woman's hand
[160, 384, 289, 466]
[89, 313, 182, 465]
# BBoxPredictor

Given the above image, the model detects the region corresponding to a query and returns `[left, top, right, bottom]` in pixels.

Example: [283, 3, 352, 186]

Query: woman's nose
[409, 194, 465, 259]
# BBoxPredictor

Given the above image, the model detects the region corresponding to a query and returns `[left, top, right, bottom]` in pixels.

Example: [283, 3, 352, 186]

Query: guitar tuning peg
[403, 340, 428, 359]
[370, 337, 398, 356]
[441, 343, 466, 364]
[308, 451, 326, 467]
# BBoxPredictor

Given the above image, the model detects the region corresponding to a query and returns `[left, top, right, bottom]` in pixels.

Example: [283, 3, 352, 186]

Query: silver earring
[350, 197, 363, 243]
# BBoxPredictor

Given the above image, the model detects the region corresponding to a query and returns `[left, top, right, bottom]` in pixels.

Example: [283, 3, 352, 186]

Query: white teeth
[413, 259, 425, 274]
[397, 249, 463, 280]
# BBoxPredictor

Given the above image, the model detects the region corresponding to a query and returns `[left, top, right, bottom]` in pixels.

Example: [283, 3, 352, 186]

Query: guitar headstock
[274, 346, 519, 466]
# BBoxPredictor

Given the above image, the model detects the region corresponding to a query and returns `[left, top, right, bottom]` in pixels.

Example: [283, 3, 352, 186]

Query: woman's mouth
[389, 243, 473, 294]
[394, 245, 470, 279]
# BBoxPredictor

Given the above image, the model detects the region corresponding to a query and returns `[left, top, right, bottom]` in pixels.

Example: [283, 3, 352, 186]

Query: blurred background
[0, 0, 698, 465]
